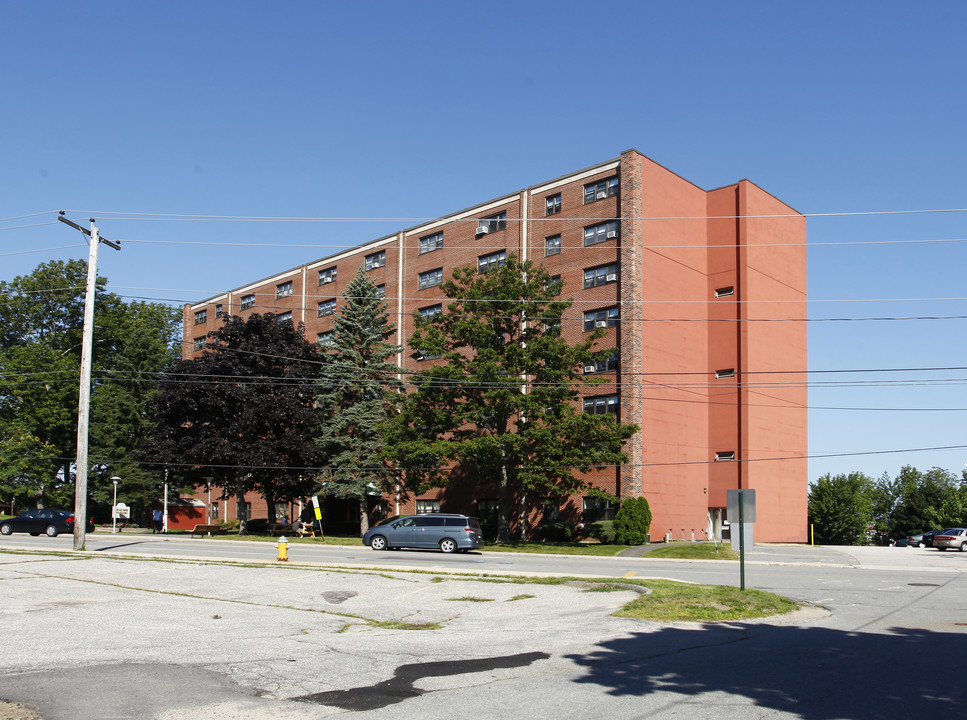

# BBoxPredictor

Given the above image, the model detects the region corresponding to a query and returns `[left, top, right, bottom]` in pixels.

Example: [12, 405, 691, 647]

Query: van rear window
[445, 518, 466, 527]
[420, 517, 445, 526]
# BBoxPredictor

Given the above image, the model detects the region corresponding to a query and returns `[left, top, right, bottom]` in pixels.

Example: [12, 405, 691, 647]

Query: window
[316, 331, 335, 347]
[583, 306, 619, 331]
[240, 294, 256, 310]
[317, 299, 337, 317]
[418, 268, 444, 290]
[716, 368, 736, 379]
[715, 286, 735, 298]
[375, 284, 386, 298]
[715, 451, 736, 461]
[276, 311, 292, 323]
[583, 263, 619, 289]
[583, 394, 619, 415]
[419, 232, 443, 254]
[582, 497, 616, 522]
[192, 336, 206, 352]
[210, 503, 219, 520]
[238, 502, 251, 521]
[416, 499, 441, 514]
[543, 499, 561, 522]
[584, 220, 620, 246]
[584, 176, 619, 204]
[318, 267, 337, 285]
[542, 318, 561, 336]
[546, 275, 562, 297]
[418, 304, 443, 322]
[478, 250, 506, 273]
[545, 193, 562, 216]
[416, 305, 443, 360]
[193, 309, 207, 325]
[584, 353, 618, 374]
[276, 281, 293, 299]
[477, 211, 507, 234]
[215, 304, 224, 318]
[545, 235, 562, 256]
[365, 250, 386, 271]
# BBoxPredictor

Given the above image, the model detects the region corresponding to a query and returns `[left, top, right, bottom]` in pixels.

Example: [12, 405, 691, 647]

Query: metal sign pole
[738, 491, 746, 591]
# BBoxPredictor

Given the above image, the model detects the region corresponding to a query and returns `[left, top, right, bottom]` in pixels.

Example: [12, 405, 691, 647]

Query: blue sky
[3, 0, 966, 484]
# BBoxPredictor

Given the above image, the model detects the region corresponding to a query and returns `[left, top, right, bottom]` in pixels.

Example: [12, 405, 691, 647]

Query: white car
[933, 528, 967, 552]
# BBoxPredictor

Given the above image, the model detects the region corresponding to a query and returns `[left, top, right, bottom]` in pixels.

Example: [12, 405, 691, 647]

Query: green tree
[315, 269, 402, 535]
[0, 424, 67, 510]
[88, 301, 182, 521]
[890, 465, 960, 536]
[613, 496, 653, 545]
[141, 313, 324, 533]
[808, 472, 874, 545]
[1, 260, 181, 516]
[386, 255, 638, 543]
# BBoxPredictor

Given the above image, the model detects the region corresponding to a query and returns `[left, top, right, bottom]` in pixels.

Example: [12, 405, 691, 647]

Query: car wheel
[439, 538, 457, 554]
[960, 542, 967, 552]
[45, 525, 58, 538]
[0, 524, 11, 536]
[369, 535, 387, 551]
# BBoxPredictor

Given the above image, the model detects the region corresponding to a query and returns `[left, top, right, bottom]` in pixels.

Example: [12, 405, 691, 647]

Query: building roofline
[187, 154, 627, 309]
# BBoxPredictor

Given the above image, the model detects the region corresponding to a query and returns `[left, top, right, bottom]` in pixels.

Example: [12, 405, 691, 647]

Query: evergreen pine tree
[315, 268, 402, 535]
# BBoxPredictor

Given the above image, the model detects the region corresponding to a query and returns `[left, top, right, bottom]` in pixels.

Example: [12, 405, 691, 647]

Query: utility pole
[58, 213, 120, 550]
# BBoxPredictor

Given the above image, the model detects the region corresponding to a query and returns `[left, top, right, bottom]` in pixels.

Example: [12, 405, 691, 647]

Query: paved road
[1, 539, 965, 719]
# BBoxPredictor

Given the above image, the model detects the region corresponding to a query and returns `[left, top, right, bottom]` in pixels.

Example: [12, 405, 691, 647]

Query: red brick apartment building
[182, 149, 807, 543]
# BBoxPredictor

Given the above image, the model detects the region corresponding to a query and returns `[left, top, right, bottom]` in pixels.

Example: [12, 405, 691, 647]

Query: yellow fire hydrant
[276, 536, 289, 562]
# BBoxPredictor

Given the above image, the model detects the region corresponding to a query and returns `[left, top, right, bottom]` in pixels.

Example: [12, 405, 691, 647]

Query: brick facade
[182, 150, 808, 542]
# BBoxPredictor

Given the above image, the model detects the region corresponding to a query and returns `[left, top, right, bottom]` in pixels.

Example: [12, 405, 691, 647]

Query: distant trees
[809, 465, 967, 545]
[385, 255, 638, 543]
[141, 313, 323, 533]
[315, 269, 402, 535]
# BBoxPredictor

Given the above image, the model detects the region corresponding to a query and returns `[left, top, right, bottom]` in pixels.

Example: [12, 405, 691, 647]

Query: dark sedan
[0, 509, 95, 537]
[921, 529, 944, 548]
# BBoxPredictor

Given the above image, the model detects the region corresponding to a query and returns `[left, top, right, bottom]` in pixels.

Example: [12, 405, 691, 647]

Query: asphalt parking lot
[1, 542, 964, 719]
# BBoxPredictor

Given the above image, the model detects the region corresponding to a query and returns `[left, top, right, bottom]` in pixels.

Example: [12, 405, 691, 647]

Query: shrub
[588, 520, 616, 543]
[613, 497, 652, 545]
[534, 522, 575, 542]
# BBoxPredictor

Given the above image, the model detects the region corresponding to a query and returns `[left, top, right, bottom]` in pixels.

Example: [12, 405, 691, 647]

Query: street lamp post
[111, 476, 120, 533]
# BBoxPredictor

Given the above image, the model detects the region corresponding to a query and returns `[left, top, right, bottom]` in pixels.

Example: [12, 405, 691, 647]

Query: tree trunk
[517, 490, 527, 541]
[236, 487, 248, 535]
[497, 463, 511, 544]
[358, 493, 370, 536]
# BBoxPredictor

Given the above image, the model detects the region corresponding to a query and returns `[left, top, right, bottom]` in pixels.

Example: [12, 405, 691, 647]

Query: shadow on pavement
[565, 622, 964, 717]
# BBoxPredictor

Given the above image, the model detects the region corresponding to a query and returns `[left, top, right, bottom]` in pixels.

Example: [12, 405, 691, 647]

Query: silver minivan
[362, 514, 484, 553]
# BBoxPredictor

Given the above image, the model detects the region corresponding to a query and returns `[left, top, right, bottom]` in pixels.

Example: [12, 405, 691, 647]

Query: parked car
[362, 514, 484, 553]
[0, 509, 96, 537]
[933, 528, 967, 552]
[904, 533, 925, 547]
[921, 529, 945, 548]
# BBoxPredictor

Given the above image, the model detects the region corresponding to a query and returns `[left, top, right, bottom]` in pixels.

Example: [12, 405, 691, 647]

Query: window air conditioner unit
[605, 273, 617, 282]
[595, 320, 608, 328]
[606, 230, 618, 239]
[321, 276, 333, 284]
[476, 225, 490, 235]
[596, 190, 607, 199]
[584, 365, 596, 373]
